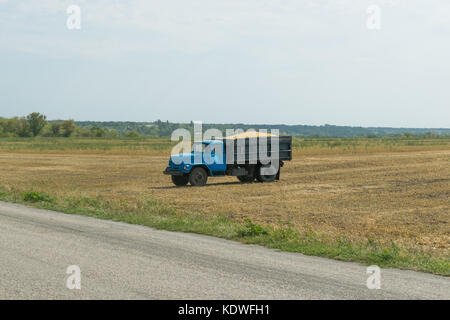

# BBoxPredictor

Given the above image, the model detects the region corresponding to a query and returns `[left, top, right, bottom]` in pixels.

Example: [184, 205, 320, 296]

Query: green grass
[290, 137, 450, 153]
[0, 188, 448, 276]
[0, 136, 449, 154]
[0, 137, 175, 153]
[22, 191, 51, 202]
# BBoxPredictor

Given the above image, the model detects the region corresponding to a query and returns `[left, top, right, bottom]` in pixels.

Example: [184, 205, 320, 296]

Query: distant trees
[50, 122, 61, 136]
[90, 126, 106, 137]
[44, 120, 76, 137]
[0, 113, 44, 137]
[1, 113, 450, 138]
[0, 116, 33, 137]
[0, 115, 81, 138]
[60, 120, 76, 137]
[1, 118, 16, 136]
[402, 132, 414, 138]
[0, 117, 21, 137]
[26, 112, 47, 136]
[17, 118, 32, 137]
[125, 130, 140, 138]
[107, 129, 119, 138]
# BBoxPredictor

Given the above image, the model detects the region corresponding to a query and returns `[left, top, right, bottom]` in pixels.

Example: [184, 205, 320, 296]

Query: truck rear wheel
[256, 166, 277, 183]
[189, 167, 208, 186]
[237, 175, 254, 183]
[171, 175, 189, 186]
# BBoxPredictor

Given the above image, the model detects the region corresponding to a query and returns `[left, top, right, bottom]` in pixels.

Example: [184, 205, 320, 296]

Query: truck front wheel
[171, 175, 189, 186]
[189, 167, 208, 186]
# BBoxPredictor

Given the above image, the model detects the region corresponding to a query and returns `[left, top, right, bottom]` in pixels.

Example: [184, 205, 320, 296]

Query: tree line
[77, 120, 450, 138]
[1, 113, 449, 138]
[0, 113, 140, 138]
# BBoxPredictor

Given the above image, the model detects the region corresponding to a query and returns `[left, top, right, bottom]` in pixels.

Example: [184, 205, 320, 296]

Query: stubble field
[0, 137, 448, 273]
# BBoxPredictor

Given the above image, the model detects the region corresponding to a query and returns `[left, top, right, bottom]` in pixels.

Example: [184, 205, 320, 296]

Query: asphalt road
[0, 201, 448, 299]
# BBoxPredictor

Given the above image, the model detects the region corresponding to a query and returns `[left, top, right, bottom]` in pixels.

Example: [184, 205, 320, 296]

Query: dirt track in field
[0, 149, 448, 253]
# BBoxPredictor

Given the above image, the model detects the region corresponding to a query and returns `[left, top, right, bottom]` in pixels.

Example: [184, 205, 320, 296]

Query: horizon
[73, 119, 450, 130]
[2, 114, 450, 130]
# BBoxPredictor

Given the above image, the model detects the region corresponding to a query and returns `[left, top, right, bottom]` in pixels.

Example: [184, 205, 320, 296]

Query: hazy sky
[1, 0, 449, 127]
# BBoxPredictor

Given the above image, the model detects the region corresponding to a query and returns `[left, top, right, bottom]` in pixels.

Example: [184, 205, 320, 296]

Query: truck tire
[189, 167, 208, 186]
[171, 175, 189, 186]
[237, 175, 254, 183]
[256, 166, 277, 183]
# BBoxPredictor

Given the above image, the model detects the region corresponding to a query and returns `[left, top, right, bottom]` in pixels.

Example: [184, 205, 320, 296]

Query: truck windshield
[192, 142, 209, 153]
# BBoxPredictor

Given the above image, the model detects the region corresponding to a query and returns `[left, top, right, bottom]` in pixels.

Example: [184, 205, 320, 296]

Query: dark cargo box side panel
[223, 136, 292, 164]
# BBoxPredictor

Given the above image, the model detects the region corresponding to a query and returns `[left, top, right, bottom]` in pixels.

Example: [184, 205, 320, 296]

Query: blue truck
[163, 134, 292, 186]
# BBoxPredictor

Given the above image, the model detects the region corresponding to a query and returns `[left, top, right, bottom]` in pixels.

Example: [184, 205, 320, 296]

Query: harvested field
[0, 137, 448, 256]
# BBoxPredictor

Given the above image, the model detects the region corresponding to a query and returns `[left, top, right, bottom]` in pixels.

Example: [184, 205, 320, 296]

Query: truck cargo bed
[221, 135, 292, 164]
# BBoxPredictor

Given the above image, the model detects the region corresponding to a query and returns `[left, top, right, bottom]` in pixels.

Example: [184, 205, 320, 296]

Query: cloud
[1, 0, 450, 58]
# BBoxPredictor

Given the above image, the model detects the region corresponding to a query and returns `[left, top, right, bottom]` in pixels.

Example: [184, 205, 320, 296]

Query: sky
[0, 0, 449, 127]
